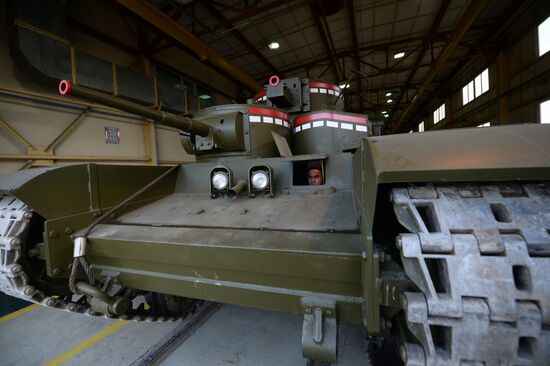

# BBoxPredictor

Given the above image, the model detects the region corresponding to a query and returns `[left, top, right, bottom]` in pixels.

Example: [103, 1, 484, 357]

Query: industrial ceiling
[106, 0, 543, 133]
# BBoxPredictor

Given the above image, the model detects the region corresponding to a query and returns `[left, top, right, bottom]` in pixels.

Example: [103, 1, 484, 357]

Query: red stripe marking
[248, 107, 289, 121]
[294, 112, 367, 126]
[309, 82, 341, 92]
[253, 90, 266, 100]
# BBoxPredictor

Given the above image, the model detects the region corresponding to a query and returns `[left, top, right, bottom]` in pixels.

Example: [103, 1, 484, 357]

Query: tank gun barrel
[58, 80, 210, 137]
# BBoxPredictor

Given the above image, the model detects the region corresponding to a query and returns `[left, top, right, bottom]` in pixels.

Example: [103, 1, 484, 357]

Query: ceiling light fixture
[268, 41, 280, 50]
[339, 83, 350, 89]
[393, 51, 405, 59]
[385, 92, 392, 97]
[386, 99, 393, 103]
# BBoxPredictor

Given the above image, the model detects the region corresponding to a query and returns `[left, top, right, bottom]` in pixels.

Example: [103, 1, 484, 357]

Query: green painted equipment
[1, 76, 550, 365]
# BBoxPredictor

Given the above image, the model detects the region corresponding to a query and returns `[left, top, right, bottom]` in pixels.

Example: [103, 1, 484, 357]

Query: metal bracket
[301, 298, 337, 363]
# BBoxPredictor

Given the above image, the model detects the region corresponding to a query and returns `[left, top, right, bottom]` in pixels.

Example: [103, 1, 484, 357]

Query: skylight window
[462, 68, 489, 105]
[418, 121, 425, 132]
[538, 16, 550, 57]
[433, 104, 445, 124]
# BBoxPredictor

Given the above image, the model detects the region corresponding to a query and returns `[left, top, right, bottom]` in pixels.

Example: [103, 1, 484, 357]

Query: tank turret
[58, 80, 290, 160]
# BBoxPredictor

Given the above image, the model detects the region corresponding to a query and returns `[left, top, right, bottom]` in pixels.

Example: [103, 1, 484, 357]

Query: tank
[1, 76, 550, 365]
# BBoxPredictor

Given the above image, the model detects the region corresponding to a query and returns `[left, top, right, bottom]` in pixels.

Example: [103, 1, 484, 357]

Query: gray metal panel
[116, 190, 359, 232]
[76, 51, 113, 94]
[0, 167, 60, 193]
[364, 123, 550, 183]
[116, 66, 155, 104]
[90, 224, 361, 255]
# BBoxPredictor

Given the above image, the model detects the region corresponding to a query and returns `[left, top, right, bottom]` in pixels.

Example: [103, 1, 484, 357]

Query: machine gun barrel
[58, 80, 210, 137]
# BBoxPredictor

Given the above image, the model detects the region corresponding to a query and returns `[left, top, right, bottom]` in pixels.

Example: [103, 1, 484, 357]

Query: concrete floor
[0, 303, 369, 365]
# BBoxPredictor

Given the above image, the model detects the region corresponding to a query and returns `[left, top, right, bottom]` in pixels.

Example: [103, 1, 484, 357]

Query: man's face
[308, 169, 323, 185]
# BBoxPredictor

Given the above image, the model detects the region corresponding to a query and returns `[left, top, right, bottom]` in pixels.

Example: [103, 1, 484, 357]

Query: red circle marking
[59, 80, 72, 95]
[268, 75, 280, 87]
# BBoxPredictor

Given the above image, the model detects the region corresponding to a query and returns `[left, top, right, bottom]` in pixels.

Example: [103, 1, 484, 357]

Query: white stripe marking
[341, 123, 353, 130]
[310, 88, 319, 93]
[283, 121, 290, 128]
[294, 126, 301, 133]
[301, 123, 311, 130]
[313, 121, 324, 128]
[249, 115, 261, 122]
[263, 117, 274, 124]
[275, 118, 283, 125]
[356, 125, 368, 132]
[328, 90, 335, 95]
[319, 88, 327, 94]
[326, 121, 339, 128]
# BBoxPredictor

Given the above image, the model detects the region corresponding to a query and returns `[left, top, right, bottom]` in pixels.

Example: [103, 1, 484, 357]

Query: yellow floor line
[0, 304, 39, 324]
[43, 319, 128, 366]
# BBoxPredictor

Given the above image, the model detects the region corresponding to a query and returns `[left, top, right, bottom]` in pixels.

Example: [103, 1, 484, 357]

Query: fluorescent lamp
[386, 99, 393, 103]
[393, 51, 405, 59]
[268, 41, 280, 50]
[385, 92, 392, 97]
[199, 94, 212, 100]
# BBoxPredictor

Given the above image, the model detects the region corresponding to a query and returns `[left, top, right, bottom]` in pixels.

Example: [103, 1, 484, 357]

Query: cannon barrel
[58, 80, 210, 137]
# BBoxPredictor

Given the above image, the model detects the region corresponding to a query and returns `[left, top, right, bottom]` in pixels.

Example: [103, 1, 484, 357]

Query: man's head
[306, 161, 323, 185]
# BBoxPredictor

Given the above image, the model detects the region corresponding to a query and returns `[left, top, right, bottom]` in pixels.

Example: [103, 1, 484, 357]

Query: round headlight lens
[251, 171, 269, 190]
[212, 172, 229, 190]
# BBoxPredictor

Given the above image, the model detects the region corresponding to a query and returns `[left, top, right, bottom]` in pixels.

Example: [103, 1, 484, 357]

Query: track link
[392, 182, 550, 365]
[0, 195, 199, 322]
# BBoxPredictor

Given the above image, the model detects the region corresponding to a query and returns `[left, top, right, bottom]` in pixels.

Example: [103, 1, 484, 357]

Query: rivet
[52, 268, 62, 276]
[64, 227, 73, 235]
[49, 231, 59, 238]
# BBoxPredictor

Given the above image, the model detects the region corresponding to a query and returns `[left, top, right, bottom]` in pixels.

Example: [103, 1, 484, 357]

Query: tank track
[0, 195, 199, 322]
[392, 182, 550, 365]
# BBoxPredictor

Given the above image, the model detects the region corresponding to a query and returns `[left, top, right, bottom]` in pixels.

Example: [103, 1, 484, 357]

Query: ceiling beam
[347, 0, 363, 111]
[279, 31, 455, 74]
[388, 0, 451, 122]
[114, 0, 262, 92]
[199, 0, 293, 35]
[404, 0, 546, 131]
[310, 3, 341, 82]
[201, 2, 281, 76]
[390, 0, 490, 133]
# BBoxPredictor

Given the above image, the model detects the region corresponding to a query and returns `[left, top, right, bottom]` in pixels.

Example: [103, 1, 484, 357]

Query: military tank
[1, 75, 550, 365]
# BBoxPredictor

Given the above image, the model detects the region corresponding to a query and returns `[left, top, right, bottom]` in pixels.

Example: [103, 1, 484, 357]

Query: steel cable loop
[68, 257, 96, 294]
[68, 164, 180, 295]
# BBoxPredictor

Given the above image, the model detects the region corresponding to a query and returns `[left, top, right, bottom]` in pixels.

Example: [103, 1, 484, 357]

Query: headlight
[248, 165, 273, 198]
[251, 171, 269, 190]
[212, 172, 229, 190]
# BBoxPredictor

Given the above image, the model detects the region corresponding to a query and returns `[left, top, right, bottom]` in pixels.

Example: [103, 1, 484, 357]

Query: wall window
[538, 16, 550, 57]
[462, 68, 489, 105]
[418, 121, 425, 132]
[433, 104, 445, 124]
[541, 100, 550, 124]
[477, 122, 491, 127]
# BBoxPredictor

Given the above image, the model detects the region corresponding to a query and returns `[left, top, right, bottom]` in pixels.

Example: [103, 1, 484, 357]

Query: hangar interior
[1, 0, 550, 365]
